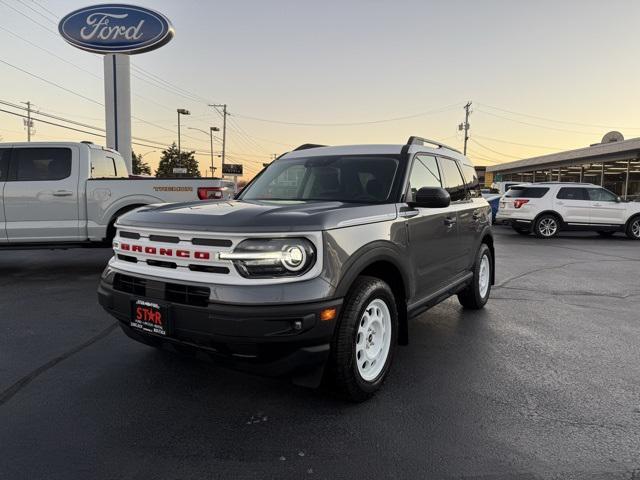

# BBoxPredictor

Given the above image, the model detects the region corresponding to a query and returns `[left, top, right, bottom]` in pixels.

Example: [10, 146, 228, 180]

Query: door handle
[53, 190, 73, 197]
[444, 217, 457, 227]
[556, 201, 564, 205]
[592, 203, 601, 207]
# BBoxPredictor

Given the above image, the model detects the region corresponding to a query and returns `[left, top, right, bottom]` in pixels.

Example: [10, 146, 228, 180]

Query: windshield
[240, 154, 401, 203]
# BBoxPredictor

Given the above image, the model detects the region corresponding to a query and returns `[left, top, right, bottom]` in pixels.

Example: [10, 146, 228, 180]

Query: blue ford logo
[58, 4, 174, 54]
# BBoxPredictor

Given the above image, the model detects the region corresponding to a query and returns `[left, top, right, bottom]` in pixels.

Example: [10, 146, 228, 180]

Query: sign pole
[104, 53, 132, 173]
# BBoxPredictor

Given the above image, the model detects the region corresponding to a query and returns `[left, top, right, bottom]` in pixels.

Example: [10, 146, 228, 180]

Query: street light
[140, 150, 156, 158]
[187, 126, 220, 177]
[176, 108, 190, 158]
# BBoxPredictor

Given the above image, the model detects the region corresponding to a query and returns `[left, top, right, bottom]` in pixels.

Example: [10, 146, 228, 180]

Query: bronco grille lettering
[119, 242, 211, 260]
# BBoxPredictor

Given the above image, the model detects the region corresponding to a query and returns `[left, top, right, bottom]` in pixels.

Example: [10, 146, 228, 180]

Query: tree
[131, 150, 152, 175]
[155, 143, 201, 178]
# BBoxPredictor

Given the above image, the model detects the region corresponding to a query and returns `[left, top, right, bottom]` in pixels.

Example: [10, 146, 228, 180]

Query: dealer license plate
[131, 299, 170, 336]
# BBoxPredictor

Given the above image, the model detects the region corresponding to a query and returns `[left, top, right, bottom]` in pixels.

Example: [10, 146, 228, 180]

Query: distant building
[474, 165, 487, 186]
[485, 132, 640, 199]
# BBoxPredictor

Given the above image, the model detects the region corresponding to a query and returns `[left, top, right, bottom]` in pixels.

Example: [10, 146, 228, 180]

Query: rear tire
[534, 214, 560, 239]
[327, 276, 398, 402]
[626, 216, 640, 240]
[458, 243, 492, 310]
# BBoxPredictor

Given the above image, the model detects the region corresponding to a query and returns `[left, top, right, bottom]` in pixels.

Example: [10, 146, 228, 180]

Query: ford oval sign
[58, 4, 174, 54]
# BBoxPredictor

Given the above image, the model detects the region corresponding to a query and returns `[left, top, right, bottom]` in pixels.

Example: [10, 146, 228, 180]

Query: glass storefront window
[626, 159, 640, 200]
[582, 163, 602, 186]
[602, 161, 628, 196]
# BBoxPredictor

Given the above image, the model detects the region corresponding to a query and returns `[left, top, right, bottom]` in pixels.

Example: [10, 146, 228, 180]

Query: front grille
[147, 259, 177, 269]
[149, 234, 180, 244]
[113, 273, 210, 307]
[113, 273, 146, 295]
[192, 238, 233, 247]
[165, 282, 210, 307]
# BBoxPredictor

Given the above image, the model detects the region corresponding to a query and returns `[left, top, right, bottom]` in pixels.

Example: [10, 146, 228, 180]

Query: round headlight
[282, 245, 306, 271]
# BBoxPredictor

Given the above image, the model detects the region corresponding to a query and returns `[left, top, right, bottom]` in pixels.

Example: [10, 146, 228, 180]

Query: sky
[1, 0, 639, 178]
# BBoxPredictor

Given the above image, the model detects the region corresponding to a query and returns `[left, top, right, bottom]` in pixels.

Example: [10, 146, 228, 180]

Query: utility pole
[458, 101, 472, 155]
[22, 101, 33, 141]
[209, 104, 227, 172]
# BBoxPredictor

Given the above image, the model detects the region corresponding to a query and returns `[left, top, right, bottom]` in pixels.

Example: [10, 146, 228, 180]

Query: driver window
[588, 188, 617, 202]
[407, 155, 441, 203]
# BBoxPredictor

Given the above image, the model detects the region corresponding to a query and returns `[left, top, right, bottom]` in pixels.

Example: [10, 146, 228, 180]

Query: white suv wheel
[535, 215, 559, 238]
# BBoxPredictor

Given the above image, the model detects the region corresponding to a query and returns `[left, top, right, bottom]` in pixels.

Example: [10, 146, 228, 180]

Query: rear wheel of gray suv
[626, 216, 640, 240]
[328, 276, 398, 402]
[534, 214, 560, 239]
[458, 243, 492, 310]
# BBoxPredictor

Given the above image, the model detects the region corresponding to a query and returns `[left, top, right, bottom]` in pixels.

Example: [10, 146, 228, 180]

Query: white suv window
[557, 187, 588, 200]
[588, 188, 618, 202]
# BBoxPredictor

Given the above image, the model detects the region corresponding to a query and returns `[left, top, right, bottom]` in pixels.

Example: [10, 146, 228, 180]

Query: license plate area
[131, 299, 171, 336]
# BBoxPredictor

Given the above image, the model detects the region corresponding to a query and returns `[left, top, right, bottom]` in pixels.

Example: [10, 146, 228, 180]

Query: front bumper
[97, 275, 342, 377]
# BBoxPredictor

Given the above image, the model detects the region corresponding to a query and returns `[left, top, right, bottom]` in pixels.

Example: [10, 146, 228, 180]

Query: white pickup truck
[0, 142, 235, 246]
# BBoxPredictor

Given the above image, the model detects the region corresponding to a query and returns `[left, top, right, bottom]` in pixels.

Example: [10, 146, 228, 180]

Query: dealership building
[485, 132, 640, 199]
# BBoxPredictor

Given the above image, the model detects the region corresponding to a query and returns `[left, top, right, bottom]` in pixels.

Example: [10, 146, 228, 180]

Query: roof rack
[406, 136, 461, 154]
[293, 143, 327, 151]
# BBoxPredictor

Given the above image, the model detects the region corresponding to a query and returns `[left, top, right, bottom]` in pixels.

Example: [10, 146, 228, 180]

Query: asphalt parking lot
[1, 228, 639, 480]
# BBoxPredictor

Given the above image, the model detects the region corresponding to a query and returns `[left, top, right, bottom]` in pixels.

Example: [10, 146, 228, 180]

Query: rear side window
[91, 153, 117, 178]
[0, 149, 9, 181]
[438, 157, 467, 201]
[557, 187, 588, 200]
[460, 163, 481, 198]
[504, 187, 549, 198]
[111, 155, 128, 177]
[13, 147, 71, 181]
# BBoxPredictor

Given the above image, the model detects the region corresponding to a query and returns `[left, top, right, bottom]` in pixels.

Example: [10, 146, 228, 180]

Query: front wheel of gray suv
[458, 243, 492, 310]
[327, 276, 398, 402]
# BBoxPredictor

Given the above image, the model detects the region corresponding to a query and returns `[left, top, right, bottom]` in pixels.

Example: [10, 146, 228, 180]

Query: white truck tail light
[198, 187, 223, 200]
[513, 199, 530, 209]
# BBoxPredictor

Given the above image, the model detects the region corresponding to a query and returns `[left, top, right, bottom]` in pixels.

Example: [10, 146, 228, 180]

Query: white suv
[496, 182, 640, 239]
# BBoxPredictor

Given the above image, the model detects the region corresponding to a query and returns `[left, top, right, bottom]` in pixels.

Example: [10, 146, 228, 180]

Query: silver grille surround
[110, 223, 324, 286]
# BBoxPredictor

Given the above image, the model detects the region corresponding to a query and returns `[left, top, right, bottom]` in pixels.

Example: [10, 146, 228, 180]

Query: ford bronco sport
[98, 137, 494, 401]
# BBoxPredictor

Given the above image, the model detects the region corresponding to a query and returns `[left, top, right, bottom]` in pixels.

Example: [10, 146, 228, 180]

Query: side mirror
[412, 187, 451, 208]
[616, 196, 622, 203]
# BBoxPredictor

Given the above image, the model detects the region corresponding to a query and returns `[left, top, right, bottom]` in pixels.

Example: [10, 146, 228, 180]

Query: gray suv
[98, 137, 494, 401]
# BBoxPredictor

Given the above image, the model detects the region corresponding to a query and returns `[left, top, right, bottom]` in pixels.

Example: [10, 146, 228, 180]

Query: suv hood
[117, 200, 398, 233]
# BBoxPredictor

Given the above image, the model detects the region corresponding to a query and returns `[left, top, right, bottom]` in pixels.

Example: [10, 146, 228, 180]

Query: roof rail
[293, 143, 327, 151]
[406, 136, 461, 154]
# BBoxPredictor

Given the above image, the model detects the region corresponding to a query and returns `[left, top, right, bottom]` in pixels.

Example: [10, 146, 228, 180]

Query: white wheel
[478, 254, 490, 299]
[355, 298, 392, 381]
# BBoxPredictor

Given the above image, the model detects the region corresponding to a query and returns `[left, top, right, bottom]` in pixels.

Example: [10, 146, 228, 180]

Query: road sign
[222, 164, 243, 175]
[172, 167, 187, 174]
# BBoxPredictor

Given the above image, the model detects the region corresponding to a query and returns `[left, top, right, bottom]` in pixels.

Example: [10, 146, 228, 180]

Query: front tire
[328, 276, 398, 402]
[458, 243, 492, 310]
[626, 216, 640, 240]
[534, 214, 560, 238]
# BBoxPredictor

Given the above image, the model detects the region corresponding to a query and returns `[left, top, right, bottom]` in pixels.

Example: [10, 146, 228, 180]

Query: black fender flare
[333, 241, 412, 301]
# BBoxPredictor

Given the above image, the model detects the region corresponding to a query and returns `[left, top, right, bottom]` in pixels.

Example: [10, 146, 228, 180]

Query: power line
[474, 108, 603, 136]
[469, 138, 520, 159]
[28, 0, 58, 18]
[473, 134, 563, 150]
[0, 59, 103, 107]
[232, 103, 462, 127]
[477, 102, 640, 131]
[16, 0, 56, 25]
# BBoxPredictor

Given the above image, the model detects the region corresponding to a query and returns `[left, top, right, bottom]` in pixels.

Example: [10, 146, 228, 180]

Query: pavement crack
[0, 322, 118, 407]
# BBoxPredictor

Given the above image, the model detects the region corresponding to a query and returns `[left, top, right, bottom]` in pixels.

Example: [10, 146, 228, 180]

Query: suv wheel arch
[334, 245, 410, 345]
